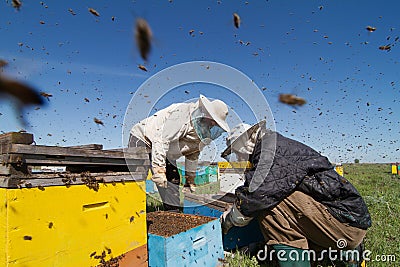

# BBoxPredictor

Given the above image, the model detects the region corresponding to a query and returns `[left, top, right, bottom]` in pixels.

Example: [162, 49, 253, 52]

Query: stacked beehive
[0, 132, 150, 267]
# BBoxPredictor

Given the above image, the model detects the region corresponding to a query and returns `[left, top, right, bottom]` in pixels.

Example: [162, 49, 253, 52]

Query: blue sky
[0, 0, 399, 163]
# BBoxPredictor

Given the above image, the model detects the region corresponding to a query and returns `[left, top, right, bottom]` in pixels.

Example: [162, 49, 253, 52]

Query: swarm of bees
[91, 248, 124, 267]
[278, 94, 307, 106]
[80, 171, 100, 191]
[135, 18, 152, 61]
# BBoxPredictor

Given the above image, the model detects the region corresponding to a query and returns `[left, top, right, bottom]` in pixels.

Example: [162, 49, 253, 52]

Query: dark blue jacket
[235, 131, 372, 230]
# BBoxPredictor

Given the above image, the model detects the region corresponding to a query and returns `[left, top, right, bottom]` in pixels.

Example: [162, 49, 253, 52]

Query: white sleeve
[151, 104, 192, 170]
[185, 152, 199, 175]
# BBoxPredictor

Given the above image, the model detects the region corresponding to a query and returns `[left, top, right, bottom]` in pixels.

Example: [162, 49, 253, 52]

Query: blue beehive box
[177, 164, 219, 186]
[146, 179, 157, 193]
[183, 193, 264, 251]
[147, 211, 224, 267]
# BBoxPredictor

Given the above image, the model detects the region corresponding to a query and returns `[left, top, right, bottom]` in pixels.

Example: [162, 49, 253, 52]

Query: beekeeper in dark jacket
[220, 121, 371, 266]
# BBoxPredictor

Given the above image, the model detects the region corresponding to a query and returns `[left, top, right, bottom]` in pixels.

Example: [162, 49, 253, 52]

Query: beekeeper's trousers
[129, 135, 180, 211]
[257, 191, 366, 251]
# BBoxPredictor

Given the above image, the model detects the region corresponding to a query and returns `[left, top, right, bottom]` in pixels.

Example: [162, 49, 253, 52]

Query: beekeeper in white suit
[129, 95, 230, 211]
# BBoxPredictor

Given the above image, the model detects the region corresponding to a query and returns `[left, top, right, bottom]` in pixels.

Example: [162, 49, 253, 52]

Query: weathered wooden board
[183, 191, 236, 211]
[0, 144, 149, 159]
[0, 142, 150, 175]
[0, 171, 147, 188]
[66, 144, 103, 150]
[5, 153, 148, 165]
[0, 132, 33, 145]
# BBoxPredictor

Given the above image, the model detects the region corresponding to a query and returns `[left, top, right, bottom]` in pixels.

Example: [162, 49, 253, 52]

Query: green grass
[343, 163, 400, 267]
[222, 250, 261, 267]
[189, 180, 221, 195]
[146, 164, 400, 266]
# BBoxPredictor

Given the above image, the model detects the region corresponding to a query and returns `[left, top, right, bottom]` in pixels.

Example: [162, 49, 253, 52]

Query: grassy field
[343, 163, 400, 267]
[146, 163, 400, 266]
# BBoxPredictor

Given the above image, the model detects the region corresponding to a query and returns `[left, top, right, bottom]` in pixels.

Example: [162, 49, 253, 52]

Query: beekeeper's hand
[151, 172, 168, 188]
[220, 206, 234, 234]
[220, 204, 253, 234]
[183, 174, 196, 193]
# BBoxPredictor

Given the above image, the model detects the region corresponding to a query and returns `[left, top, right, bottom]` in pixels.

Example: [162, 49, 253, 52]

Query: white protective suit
[130, 101, 206, 174]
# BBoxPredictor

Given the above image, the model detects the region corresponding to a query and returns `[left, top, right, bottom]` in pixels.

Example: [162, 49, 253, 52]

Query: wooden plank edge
[0, 172, 147, 188]
[3, 144, 149, 159]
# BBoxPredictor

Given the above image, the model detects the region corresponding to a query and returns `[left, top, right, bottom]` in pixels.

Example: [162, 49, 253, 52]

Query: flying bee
[12, 0, 22, 10]
[94, 117, 104, 126]
[366, 26, 376, 32]
[379, 45, 391, 51]
[0, 59, 8, 69]
[68, 8, 76, 16]
[17, 180, 25, 189]
[0, 77, 44, 106]
[0, 76, 45, 126]
[233, 13, 241, 28]
[88, 8, 100, 17]
[40, 92, 52, 101]
[135, 18, 152, 61]
[279, 94, 307, 106]
[138, 64, 148, 72]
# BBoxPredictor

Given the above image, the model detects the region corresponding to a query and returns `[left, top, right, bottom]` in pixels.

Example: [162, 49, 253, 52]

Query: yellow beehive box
[0, 178, 147, 267]
[391, 163, 398, 175]
[218, 161, 252, 169]
[0, 132, 150, 267]
[335, 164, 344, 176]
